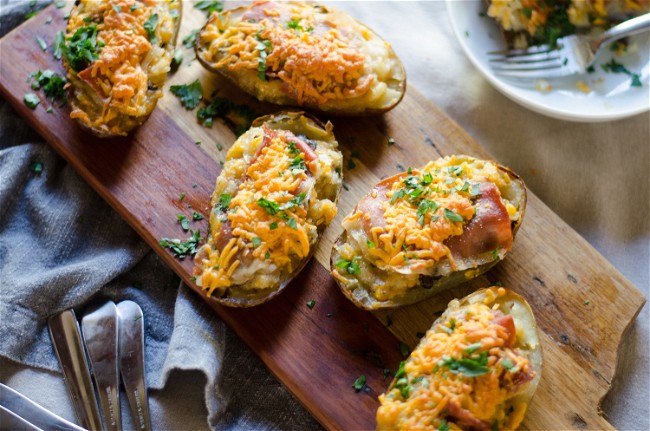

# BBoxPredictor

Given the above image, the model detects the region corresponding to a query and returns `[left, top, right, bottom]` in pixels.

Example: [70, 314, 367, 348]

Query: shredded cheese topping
[199, 0, 373, 105]
[199, 127, 328, 295]
[66, 0, 176, 133]
[377, 287, 535, 431]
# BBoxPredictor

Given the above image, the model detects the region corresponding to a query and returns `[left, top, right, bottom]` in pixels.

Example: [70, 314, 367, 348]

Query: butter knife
[0, 383, 87, 431]
[47, 310, 103, 431]
[81, 301, 121, 431]
[116, 301, 150, 431]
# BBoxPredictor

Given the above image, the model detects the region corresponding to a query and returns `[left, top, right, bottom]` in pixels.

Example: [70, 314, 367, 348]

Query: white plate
[446, 1, 650, 122]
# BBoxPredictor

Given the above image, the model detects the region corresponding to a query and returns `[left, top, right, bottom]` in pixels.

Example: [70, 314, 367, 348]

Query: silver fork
[488, 13, 650, 79]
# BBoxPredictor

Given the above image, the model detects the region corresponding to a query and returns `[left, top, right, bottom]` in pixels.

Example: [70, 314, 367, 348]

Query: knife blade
[116, 301, 150, 431]
[81, 301, 121, 431]
[0, 383, 87, 431]
[48, 310, 103, 431]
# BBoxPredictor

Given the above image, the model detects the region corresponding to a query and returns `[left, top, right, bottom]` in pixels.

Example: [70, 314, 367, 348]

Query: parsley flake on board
[306, 300, 316, 309]
[177, 214, 190, 231]
[159, 230, 203, 259]
[30, 70, 67, 106]
[352, 375, 366, 392]
[31, 161, 44, 174]
[63, 25, 102, 72]
[192, 211, 204, 221]
[24, 93, 40, 109]
[53, 31, 64, 60]
[170, 79, 203, 109]
[36, 36, 47, 51]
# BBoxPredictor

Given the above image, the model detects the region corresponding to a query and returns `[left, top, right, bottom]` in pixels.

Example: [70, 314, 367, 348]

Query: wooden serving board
[0, 4, 645, 430]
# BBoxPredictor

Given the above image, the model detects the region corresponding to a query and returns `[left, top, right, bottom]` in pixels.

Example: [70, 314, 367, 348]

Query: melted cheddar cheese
[197, 124, 341, 296]
[199, 1, 373, 105]
[66, 0, 177, 135]
[377, 288, 535, 431]
[336, 156, 519, 302]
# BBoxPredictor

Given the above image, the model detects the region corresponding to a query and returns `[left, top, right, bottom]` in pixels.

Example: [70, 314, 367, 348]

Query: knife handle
[48, 309, 103, 431]
[81, 301, 122, 431]
[117, 301, 151, 431]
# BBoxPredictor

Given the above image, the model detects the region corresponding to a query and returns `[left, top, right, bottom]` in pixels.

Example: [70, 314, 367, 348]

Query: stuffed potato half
[331, 155, 526, 310]
[63, 0, 181, 137]
[194, 112, 343, 307]
[377, 287, 542, 431]
[195, 0, 405, 115]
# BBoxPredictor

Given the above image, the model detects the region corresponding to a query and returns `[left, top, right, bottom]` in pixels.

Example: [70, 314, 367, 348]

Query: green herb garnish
[63, 24, 101, 72]
[31, 161, 44, 173]
[29, 70, 67, 106]
[257, 197, 281, 215]
[170, 79, 203, 109]
[286, 217, 297, 229]
[159, 230, 203, 259]
[53, 31, 64, 60]
[177, 214, 190, 231]
[192, 211, 204, 221]
[335, 258, 360, 275]
[306, 299, 316, 309]
[24, 93, 40, 109]
[443, 208, 463, 222]
[143, 13, 159, 44]
[252, 236, 262, 248]
[194, 0, 223, 15]
[182, 29, 198, 48]
[601, 58, 642, 87]
[440, 353, 489, 377]
[36, 36, 47, 51]
[218, 193, 232, 211]
[352, 375, 366, 392]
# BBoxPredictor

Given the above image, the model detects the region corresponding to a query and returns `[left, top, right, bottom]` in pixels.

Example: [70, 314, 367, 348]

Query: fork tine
[489, 51, 562, 64]
[490, 59, 564, 71]
[493, 67, 572, 79]
[487, 44, 555, 56]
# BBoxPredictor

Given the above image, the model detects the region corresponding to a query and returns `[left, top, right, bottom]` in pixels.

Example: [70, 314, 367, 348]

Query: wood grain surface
[0, 4, 645, 430]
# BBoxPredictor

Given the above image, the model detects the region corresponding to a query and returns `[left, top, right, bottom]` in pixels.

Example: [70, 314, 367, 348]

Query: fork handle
[594, 13, 650, 51]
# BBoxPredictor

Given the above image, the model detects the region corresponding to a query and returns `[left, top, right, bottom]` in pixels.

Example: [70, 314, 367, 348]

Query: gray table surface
[1, 2, 648, 430]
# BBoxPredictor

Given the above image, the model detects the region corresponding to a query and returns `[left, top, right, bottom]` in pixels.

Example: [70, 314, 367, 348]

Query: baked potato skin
[195, 1, 406, 116]
[377, 287, 542, 431]
[331, 155, 527, 310]
[194, 111, 343, 307]
[63, 0, 182, 138]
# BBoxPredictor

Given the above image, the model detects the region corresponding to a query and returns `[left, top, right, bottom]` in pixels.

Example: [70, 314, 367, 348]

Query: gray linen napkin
[0, 1, 320, 429]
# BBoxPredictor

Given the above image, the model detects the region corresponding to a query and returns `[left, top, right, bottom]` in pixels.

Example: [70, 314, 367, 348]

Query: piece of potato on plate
[377, 287, 542, 431]
[331, 155, 526, 309]
[194, 111, 343, 307]
[196, 0, 405, 115]
[63, 0, 181, 137]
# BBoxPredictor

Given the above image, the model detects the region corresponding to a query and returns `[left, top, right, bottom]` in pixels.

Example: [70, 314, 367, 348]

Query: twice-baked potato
[63, 0, 181, 137]
[486, 0, 649, 48]
[377, 287, 542, 431]
[331, 155, 526, 310]
[195, 0, 405, 115]
[194, 112, 342, 307]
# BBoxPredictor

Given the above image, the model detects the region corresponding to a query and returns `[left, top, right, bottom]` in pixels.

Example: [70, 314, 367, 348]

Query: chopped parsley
[130, 4, 140, 12]
[416, 199, 440, 226]
[306, 299, 316, 309]
[182, 29, 199, 49]
[170, 79, 203, 109]
[194, 0, 223, 15]
[501, 357, 515, 370]
[443, 208, 464, 222]
[254, 28, 272, 81]
[143, 13, 159, 44]
[438, 419, 450, 431]
[192, 211, 204, 221]
[286, 217, 298, 229]
[53, 31, 64, 60]
[36, 36, 47, 51]
[352, 375, 366, 392]
[251, 236, 262, 248]
[29, 70, 67, 106]
[197, 95, 256, 133]
[218, 193, 232, 211]
[63, 24, 102, 72]
[270, 221, 278, 230]
[601, 58, 642, 87]
[24, 93, 40, 109]
[159, 230, 203, 259]
[399, 342, 410, 359]
[285, 19, 312, 33]
[347, 158, 356, 170]
[366, 240, 376, 249]
[112, 4, 122, 13]
[288, 154, 307, 175]
[179, 192, 186, 202]
[335, 258, 360, 275]
[31, 161, 44, 174]
[280, 192, 307, 210]
[172, 48, 183, 68]
[257, 197, 281, 215]
[440, 352, 489, 377]
[177, 214, 190, 231]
